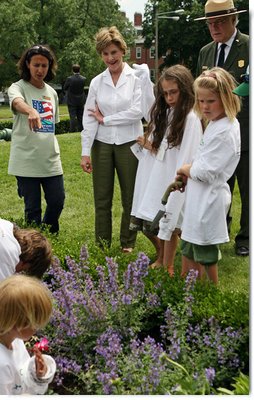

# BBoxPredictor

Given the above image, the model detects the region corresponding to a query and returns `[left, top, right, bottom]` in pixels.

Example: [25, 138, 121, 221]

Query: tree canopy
[0, 0, 135, 89]
[0, 0, 249, 89]
[142, 0, 249, 75]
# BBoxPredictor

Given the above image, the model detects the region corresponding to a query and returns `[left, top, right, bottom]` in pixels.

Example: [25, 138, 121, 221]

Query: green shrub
[0, 120, 12, 130]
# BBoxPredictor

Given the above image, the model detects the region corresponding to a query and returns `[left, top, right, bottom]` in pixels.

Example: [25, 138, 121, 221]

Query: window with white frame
[150, 46, 155, 58]
[136, 47, 142, 59]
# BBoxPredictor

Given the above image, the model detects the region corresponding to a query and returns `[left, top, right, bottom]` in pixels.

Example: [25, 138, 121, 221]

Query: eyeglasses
[206, 18, 227, 27]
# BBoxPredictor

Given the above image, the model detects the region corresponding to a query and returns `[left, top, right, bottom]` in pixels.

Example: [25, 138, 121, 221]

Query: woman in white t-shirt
[8, 44, 64, 233]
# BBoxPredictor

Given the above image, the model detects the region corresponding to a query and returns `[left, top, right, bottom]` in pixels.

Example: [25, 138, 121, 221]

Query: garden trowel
[150, 180, 184, 232]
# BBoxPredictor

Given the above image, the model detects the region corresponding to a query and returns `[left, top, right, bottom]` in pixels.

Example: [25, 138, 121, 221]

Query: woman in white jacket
[81, 26, 147, 252]
[0, 275, 56, 395]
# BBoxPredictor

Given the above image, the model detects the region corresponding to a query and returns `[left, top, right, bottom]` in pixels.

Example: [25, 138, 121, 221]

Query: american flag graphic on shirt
[32, 99, 54, 133]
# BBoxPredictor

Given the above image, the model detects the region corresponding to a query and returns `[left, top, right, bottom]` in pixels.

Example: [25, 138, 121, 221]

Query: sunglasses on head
[26, 45, 53, 62]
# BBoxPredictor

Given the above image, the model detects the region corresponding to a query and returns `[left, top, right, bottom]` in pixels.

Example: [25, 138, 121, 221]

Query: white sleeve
[132, 63, 155, 122]
[7, 82, 25, 110]
[162, 113, 203, 235]
[81, 81, 99, 156]
[23, 355, 56, 395]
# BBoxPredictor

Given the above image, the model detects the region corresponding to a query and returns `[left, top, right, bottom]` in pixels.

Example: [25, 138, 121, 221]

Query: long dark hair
[148, 64, 195, 150]
[17, 44, 57, 82]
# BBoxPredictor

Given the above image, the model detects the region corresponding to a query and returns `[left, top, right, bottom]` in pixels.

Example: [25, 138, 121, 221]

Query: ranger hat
[194, 0, 247, 21]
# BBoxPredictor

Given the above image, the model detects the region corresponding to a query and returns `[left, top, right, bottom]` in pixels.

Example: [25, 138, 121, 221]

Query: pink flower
[34, 337, 49, 352]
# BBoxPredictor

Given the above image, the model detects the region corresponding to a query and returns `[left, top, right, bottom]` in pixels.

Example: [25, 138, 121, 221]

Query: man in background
[195, 0, 249, 257]
[64, 64, 86, 132]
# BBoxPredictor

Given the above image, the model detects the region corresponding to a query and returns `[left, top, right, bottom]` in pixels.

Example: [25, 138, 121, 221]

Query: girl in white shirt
[80, 26, 144, 252]
[131, 65, 203, 276]
[176, 67, 241, 284]
[0, 275, 56, 394]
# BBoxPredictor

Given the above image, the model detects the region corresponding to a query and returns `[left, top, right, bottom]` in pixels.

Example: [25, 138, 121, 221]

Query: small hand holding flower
[34, 337, 49, 352]
[33, 338, 49, 378]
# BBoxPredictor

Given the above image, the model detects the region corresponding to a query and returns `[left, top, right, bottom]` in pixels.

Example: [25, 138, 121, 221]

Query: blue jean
[16, 175, 65, 233]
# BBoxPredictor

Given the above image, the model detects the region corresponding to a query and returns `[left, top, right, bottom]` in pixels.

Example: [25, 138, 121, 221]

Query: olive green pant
[91, 140, 138, 248]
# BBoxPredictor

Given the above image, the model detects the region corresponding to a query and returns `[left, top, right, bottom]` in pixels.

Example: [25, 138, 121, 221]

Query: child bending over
[0, 217, 52, 281]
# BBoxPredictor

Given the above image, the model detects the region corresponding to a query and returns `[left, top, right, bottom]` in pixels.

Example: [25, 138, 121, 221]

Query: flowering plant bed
[41, 246, 248, 395]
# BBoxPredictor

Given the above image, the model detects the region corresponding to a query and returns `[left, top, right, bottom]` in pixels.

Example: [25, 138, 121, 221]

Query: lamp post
[155, 9, 184, 82]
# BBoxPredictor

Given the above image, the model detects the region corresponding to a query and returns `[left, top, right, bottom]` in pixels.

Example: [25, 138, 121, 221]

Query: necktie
[217, 43, 227, 67]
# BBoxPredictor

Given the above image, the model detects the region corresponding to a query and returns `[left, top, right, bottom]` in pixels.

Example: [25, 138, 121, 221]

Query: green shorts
[180, 240, 221, 266]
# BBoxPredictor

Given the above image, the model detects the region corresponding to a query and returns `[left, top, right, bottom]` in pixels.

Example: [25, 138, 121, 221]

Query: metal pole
[155, 8, 158, 82]
[154, 8, 184, 83]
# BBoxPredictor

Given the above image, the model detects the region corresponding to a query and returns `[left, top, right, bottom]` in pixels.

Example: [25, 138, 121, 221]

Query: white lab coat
[132, 110, 203, 241]
[181, 117, 240, 245]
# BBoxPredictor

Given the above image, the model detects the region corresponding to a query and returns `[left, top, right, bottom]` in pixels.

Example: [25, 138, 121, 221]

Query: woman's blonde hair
[95, 26, 127, 55]
[194, 67, 241, 121]
[0, 275, 52, 335]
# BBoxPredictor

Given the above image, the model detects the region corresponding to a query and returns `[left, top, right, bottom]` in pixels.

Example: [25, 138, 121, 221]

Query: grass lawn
[0, 131, 249, 295]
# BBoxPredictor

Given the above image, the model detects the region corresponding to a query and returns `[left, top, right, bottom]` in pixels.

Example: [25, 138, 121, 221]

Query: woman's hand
[88, 105, 104, 124]
[12, 98, 42, 131]
[81, 155, 92, 174]
[28, 108, 42, 131]
[33, 346, 47, 378]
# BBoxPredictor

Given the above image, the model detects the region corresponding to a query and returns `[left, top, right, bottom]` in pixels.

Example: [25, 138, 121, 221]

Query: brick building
[128, 12, 164, 81]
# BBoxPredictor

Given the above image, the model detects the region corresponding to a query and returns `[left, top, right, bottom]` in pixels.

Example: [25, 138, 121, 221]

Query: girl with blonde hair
[177, 67, 241, 283]
[0, 275, 56, 394]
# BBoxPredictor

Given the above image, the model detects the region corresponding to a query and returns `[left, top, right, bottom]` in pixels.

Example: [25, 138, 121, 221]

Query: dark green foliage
[142, 0, 249, 75]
